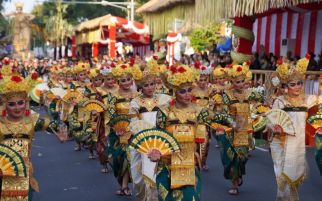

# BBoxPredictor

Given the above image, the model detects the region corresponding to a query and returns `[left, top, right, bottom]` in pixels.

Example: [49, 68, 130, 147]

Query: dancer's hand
[148, 149, 161, 162]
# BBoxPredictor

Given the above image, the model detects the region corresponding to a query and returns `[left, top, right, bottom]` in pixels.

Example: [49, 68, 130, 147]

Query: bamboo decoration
[138, 0, 320, 40]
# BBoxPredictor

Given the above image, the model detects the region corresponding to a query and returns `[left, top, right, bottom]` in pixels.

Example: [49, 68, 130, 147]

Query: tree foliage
[188, 24, 222, 52]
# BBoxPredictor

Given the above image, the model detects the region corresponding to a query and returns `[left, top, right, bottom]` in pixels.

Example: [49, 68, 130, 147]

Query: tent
[73, 14, 150, 58]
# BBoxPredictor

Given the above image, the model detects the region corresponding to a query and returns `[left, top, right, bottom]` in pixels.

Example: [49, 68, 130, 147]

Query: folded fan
[130, 120, 154, 134]
[62, 90, 83, 104]
[210, 122, 232, 133]
[307, 113, 322, 129]
[0, 144, 27, 177]
[83, 100, 106, 113]
[29, 83, 49, 103]
[50, 88, 67, 99]
[110, 114, 130, 132]
[265, 109, 296, 135]
[129, 128, 180, 156]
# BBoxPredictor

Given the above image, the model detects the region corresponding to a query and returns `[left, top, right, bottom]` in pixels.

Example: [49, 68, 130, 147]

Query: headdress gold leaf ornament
[0, 73, 40, 96]
[166, 64, 198, 87]
[73, 62, 90, 74]
[89, 68, 100, 79]
[213, 66, 226, 78]
[111, 61, 143, 81]
[226, 61, 251, 80]
[276, 54, 310, 82]
[192, 61, 212, 77]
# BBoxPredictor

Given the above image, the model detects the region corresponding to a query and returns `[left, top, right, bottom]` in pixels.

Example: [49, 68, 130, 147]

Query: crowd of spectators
[179, 44, 322, 71]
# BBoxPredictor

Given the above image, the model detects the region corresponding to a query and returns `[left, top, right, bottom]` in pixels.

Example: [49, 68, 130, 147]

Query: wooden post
[109, 25, 116, 59]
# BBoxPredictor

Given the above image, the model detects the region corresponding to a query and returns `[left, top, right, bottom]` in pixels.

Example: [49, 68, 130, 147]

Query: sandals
[74, 146, 81, 151]
[88, 154, 96, 160]
[115, 187, 132, 196]
[228, 188, 239, 195]
[101, 167, 110, 174]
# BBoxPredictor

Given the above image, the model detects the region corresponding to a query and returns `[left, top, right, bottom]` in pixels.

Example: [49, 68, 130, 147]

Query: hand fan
[265, 109, 296, 135]
[252, 115, 267, 132]
[256, 105, 270, 114]
[307, 112, 322, 129]
[0, 144, 27, 177]
[50, 88, 67, 99]
[83, 100, 106, 113]
[130, 120, 154, 134]
[109, 114, 131, 132]
[210, 122, 232, 133]
[129, 128, 180, 156]
[29, 83, 49, 103]
[62, 90, 83, 104]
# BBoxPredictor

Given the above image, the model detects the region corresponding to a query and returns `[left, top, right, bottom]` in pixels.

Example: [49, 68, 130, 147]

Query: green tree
[188, 24, 222, 52]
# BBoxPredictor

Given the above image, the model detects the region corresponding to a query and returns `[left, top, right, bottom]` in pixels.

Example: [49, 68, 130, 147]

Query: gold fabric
[0, 114, 40, 200]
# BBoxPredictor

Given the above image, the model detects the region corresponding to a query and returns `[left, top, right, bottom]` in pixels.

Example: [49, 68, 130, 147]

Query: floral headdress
[111, 61, 143, 81]
[0, 58, 18, 76]
[0, 73, 39, 98]
[213, 66, 226, 78]
[73, 62, 90, 74]
[166, 64, 198, 87]
[89, 68, 100, 79]
[63, 67, 74, 75]
[226, 61, 250, 80]
[276, 54, 310, 83]
[145, 56, 162, 77]
[193, 61, 212, 77]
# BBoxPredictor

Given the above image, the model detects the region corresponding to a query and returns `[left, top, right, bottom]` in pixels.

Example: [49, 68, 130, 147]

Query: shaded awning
[74, 15, 150, 46]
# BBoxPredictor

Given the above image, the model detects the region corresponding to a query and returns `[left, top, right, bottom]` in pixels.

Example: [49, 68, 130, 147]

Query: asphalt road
[31, 129, 322, 201]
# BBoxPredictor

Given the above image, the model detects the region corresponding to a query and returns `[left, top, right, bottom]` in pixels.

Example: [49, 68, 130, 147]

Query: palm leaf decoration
[129, 128, 180, 156]
[0, 144, 27, 177]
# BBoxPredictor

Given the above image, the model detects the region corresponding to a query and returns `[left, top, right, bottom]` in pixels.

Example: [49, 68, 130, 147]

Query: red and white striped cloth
[252, 10, 322, 57]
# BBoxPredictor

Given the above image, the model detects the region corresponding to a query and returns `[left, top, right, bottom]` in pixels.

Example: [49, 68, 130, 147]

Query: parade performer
[97, 63, 119, 95]
[96, 64, 118, 173]
[270, 55, 322, 201]
[80, 68, 104, 159]
[147, 64, 233, 201]
[308, 104, 322, 175]
[68, 62, 90, 151]
[129, 60, 171, 201]
[217, 63, 265, 195]
[192, 64, 213, 171]
[0, 72, 54, 200]
[105, 62, 142, 196]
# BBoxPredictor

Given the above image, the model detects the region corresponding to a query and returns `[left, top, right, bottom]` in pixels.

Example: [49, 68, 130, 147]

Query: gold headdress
[166, 64, 198, 87]
[276, 54, 310, 82]
[145, 56, 163, 77]
[0, 73, 39, 98]
[226, 62, 250, 80]
[63, 67, 73, 75]
[73, 62, 90, 74]
[111, 62, 143, 81]
[89, 68, 101, 79]
[193, 62, 212, 77]
[213, 66, 226, 78]
[0, 58, 17, 76]
[99, 64, 113, 76]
